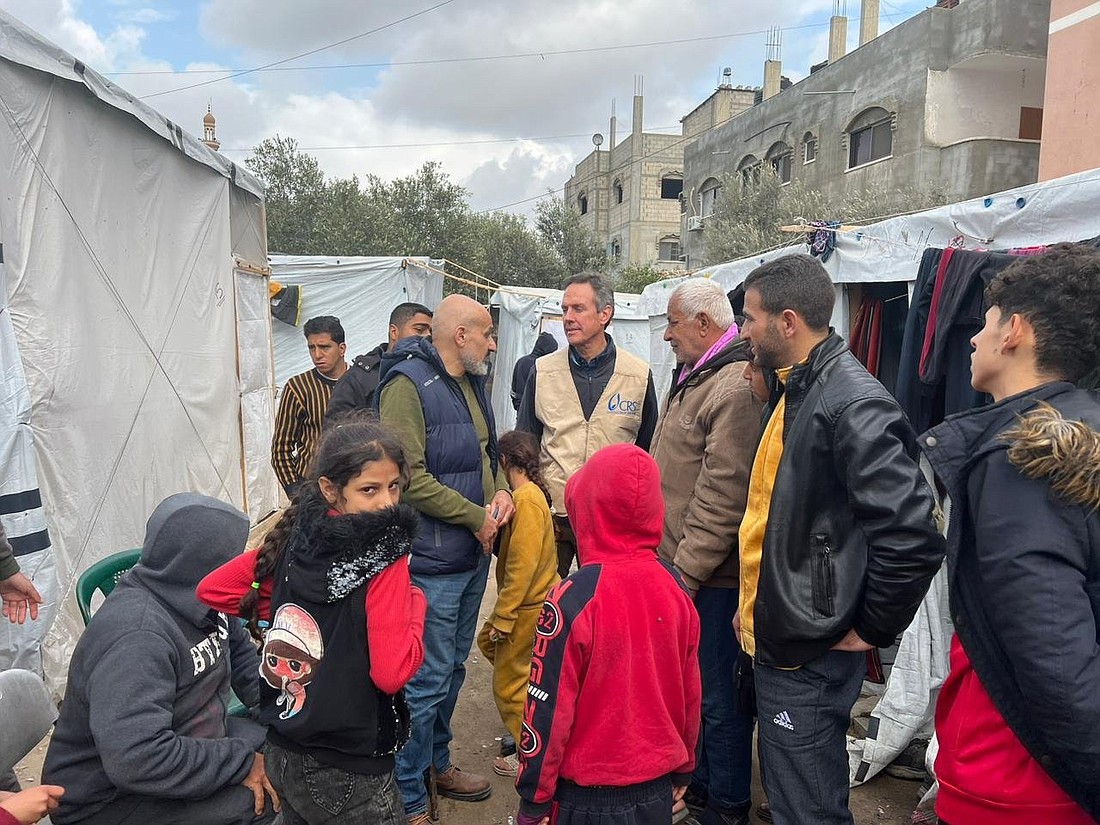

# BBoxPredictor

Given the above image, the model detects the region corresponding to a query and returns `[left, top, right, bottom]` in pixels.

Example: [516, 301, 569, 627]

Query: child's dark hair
[497, 430, 551, 507]
[240, 413, 409, 639]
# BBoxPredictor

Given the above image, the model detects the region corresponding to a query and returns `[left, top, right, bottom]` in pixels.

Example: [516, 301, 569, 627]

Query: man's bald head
[431, 294, 496, 377]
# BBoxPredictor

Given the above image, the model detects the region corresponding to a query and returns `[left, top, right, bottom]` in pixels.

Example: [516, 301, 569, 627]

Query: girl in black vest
[198, 415, 426, 824]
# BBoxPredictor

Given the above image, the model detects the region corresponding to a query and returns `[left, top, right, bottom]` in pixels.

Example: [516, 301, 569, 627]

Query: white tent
[0, 11, 278, 688]
[491, 287, 649, 432]
[269, 256, 444, 387]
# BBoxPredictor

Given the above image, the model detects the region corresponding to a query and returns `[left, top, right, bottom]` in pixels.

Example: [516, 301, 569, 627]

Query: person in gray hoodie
[42, 494, 278, 825]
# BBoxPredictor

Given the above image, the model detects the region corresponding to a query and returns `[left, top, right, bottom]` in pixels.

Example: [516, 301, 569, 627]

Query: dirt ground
[17, 557, 925, 824]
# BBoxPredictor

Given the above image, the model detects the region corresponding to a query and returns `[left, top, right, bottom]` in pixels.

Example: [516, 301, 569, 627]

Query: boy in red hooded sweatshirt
[515, 443, 701, 825]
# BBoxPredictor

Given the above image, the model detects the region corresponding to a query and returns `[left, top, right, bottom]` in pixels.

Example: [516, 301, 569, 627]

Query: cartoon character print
[261, 603, 324, 720]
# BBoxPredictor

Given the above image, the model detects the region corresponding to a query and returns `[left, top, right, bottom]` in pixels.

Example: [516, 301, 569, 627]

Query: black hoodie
[43, 494, 264, 823]
[511, 332, 559, 410]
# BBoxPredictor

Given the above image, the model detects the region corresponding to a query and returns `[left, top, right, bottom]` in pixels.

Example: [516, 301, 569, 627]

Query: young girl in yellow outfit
[477, 430, 559, 777]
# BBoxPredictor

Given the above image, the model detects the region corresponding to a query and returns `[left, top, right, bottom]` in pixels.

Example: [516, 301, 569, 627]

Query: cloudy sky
[0, 0, 928, 216]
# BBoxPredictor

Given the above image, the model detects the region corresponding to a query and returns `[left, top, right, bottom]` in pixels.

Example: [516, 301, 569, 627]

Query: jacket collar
[769, 330, 846, 405]
[920, 381, 1077, 491]
[569, 334, 616, 370]
[668, 338, 750, 405]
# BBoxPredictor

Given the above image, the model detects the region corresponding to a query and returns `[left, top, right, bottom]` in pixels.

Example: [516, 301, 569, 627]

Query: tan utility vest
[534, 347, 650, 514]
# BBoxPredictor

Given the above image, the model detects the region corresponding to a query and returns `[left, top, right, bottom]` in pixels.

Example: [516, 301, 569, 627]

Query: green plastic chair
[75, 549, 141, 625]
[74, 548, 250, 718]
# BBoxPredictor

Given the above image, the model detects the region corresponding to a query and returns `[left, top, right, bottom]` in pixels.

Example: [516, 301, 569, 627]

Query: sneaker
[755, 801, 773, 823]
[493, 753, 519, 777]
[434, 765, 492, 802]
[407, 814, 433, 825]
[699, 803, 750, 825]
[683, 785, 708, 816]
[885, 739, 930, 781]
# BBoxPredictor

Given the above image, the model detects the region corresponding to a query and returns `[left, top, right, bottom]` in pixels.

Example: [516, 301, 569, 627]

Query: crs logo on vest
[607, 392, 642, 416]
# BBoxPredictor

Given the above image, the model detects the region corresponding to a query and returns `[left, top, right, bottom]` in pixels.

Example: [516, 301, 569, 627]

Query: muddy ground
[18, 557, 924, 824]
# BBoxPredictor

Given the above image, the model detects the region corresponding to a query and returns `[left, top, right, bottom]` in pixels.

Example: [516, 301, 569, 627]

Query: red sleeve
[516, 576, 596, 820]
[365, 559, 426, 695]
[195, 551, 272, 620]
[0, 806, 19, 825]
[676, 606, 702, 779]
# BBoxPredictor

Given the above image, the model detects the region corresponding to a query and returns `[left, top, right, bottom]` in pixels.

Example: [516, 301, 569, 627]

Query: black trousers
[554, 776, 672, 825]
[69, 785, 278, 825]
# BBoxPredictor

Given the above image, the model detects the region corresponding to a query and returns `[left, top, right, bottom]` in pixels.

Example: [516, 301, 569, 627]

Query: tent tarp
[0, 12, 276, 689]
[269, 256, 443, 388]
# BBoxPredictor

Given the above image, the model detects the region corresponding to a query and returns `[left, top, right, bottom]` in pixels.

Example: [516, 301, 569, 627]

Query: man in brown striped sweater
[271, 316, 348, 497]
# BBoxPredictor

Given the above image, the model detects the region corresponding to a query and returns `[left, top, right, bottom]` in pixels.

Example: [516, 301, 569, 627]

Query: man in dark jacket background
[510, 332, 558, 411]
[42, 494, 276, 825]
[921, 244, 1100, 825]
[377, 294, 515, 825]
[734, 254, 944, 825]
[325, 302, 432, 426]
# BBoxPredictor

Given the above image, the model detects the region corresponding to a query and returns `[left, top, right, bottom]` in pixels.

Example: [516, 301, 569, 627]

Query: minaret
[201, 105, 220, 151]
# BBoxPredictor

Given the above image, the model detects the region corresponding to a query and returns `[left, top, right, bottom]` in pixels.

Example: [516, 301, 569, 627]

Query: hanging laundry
[806, 220, 840, 263]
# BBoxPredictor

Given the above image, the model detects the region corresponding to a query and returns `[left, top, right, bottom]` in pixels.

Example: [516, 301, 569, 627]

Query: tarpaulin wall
[269, 256, 443, 388]
[0, 9, 275, 689]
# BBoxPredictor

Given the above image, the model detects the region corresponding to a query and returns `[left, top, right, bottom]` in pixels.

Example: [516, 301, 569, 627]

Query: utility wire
[138, 0, 456, 100]
[215, 127, 681, 153]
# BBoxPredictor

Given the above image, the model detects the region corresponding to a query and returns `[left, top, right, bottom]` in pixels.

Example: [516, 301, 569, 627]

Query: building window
[613, 180, 624, 204]
[700, 177, 721, 217]
[847, 108, 893, 169]
[658, 236, 681, 261]
[766, 142, 793, 184]
[610, 238, 622, 260]
[660, 174, 683, 200]
[737, 155, 760, 189]
[578, 193, 588, 215]
[803, 132, 817, 164]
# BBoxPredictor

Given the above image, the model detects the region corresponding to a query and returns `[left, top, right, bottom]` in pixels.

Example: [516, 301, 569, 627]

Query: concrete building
[563, 90, 691, 272]
[681, 0, 1050, 266]
[1038, 0, 1100, 180]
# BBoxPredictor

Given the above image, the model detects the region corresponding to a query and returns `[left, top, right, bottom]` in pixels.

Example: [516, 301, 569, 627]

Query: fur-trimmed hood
[920, 382, 1100, 507]
[286, 490, 420, 603]
[1002, 401, 1100, 510]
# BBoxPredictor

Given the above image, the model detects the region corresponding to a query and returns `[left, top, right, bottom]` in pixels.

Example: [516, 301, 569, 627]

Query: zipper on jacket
[434, 523, 442, 548]
[811, 534, 836, 617]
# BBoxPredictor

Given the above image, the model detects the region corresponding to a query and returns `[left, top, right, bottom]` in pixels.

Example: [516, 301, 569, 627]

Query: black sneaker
[683, 786, 708, 816]
[755, 801, 773, 823]
[885, 739, 930, 781]
[699, 802, 751, 825]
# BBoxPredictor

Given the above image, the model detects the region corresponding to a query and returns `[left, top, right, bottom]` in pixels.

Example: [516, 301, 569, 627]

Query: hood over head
[564, 443, 664, 566]
[532, 332, 559, 358]
[129, 493, 249, 625]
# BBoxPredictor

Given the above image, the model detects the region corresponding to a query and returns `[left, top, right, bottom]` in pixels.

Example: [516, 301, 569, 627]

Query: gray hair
[564, 272, 615, 318]
[670, 278, 735, 329]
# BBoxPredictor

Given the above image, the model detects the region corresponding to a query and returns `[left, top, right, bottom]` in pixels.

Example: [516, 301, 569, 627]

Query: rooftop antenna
[766, 26, 782, 62]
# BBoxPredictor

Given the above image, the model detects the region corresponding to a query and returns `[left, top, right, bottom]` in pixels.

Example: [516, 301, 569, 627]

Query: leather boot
[434, 765, 492, 802]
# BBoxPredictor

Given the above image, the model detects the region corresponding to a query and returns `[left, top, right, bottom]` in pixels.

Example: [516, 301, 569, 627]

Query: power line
[138, 0, 456, 100]
[122, 12, 912, 88]
[215, 127, 681, 153]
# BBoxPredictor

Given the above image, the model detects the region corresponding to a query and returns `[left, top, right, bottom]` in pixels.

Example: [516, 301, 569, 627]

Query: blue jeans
[754, 649, 865, 825]
[396, 553, 490, 815]
[692, 586, 754, 811]
[264, 741, 403, 825]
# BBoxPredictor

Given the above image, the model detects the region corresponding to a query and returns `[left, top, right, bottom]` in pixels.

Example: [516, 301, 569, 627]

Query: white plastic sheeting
[269, 256, 443, 388]
[0, 11, 276, 689]
[490, 287, 648, 433]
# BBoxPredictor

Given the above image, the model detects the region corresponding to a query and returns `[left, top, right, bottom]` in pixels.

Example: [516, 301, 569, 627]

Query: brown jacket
[651, 339, 761, 590]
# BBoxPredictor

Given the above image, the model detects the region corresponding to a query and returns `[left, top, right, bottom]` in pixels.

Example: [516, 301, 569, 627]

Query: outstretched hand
[1, 572, 43, 624]
[240, 753, 280, 815]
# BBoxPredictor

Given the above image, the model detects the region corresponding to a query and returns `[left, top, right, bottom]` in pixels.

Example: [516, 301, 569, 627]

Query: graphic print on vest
[261, 603, 325, 719]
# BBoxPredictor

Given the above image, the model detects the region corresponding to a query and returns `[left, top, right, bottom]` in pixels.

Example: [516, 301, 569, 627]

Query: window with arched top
[660, 173, 683, 200]
[700, 177, 721, 217]
[610, 237, 622, 260]
[766, 141, 793, 184]
[737, 155, 760, 188]
[803, 131, 818, 164]
[847, 107, 893, 169]
[578, 192, 589, 215]
[613, 179, 624, 204]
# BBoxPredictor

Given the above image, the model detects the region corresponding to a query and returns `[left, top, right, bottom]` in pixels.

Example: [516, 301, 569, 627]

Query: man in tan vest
[517, 273, 657, 579]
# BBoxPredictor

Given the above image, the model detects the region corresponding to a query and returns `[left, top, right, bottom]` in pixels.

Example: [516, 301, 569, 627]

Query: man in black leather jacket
[733, 254, 944, 825]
